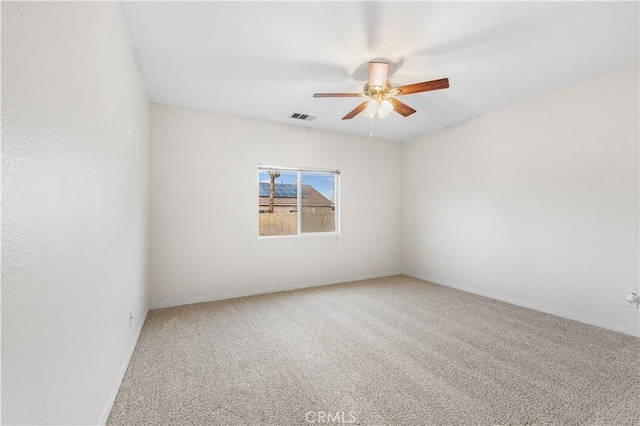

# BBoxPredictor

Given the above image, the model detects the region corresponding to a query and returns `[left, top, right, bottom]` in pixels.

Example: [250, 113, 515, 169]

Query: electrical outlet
[302, 262, 308, 272]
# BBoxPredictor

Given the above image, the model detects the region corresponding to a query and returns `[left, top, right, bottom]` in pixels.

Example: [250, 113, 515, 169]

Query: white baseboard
[150, 271, 403, 310]
[405, 272, 640, 338]
[98, 307, 150, 425]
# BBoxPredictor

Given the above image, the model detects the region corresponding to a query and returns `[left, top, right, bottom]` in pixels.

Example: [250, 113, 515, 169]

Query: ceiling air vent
[289, 112, 316, 121]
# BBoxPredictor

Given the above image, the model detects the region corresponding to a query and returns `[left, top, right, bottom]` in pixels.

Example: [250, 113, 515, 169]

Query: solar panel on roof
[258, 182, 298, 197]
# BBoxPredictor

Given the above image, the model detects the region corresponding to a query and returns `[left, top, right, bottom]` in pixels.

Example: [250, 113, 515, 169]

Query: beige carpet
[107, 275, 640, 425]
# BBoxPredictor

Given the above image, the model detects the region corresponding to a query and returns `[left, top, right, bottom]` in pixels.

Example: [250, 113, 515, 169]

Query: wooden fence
[259, 211, 335, 236]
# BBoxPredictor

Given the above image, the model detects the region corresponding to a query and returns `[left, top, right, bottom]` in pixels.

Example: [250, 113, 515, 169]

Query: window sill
[258, 232, 339, 240]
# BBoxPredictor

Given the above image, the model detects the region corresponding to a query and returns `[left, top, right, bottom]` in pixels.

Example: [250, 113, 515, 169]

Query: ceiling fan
[313, 62, 449, 120]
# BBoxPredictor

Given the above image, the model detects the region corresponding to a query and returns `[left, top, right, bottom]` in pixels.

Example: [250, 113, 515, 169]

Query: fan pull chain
[370, 116, 374, 137]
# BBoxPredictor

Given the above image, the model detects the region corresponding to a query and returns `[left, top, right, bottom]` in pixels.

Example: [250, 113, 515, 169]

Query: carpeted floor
[107, 275, 640, 425]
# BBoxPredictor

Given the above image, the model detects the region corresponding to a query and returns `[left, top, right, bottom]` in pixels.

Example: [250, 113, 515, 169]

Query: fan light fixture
[364, 99, 393, 119]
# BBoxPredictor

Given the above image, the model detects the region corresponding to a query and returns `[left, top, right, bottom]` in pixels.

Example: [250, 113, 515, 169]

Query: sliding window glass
[258, 166, 339, 237]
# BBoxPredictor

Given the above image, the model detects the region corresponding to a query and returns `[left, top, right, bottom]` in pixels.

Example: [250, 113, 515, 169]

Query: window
[258, 165, 339, 237]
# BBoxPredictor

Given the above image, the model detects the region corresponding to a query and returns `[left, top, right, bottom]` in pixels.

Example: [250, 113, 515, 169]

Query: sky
[259, 171, 335, 201]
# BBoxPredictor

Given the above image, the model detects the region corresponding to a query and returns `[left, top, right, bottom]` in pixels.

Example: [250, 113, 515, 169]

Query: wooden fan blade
[396, 78, 449, 95]
[313, 93, 361, 98]
[342, 101, 369, 120]
[389, 98, 416, 117]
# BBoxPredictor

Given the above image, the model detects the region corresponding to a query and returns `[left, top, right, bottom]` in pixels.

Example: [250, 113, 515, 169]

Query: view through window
[258, 166, 339, 237]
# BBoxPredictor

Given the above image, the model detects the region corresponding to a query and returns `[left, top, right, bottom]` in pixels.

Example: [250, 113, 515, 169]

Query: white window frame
[258, 164, 340, 239]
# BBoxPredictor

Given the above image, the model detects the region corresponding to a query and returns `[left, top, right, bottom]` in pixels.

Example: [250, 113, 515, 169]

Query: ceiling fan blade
[342, 101, 369, 120]
[396, 78, 449, 95]
[369, 62, 389, 89]
[313, 93, 361, 98]
[389, 98, 417, 117]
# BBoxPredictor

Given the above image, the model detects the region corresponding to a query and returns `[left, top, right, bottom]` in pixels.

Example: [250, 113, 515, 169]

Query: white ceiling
[121, 1, 639, 142]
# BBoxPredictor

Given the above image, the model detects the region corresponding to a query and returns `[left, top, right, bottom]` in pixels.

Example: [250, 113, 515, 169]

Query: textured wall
[403, 63, 640, 336]
[2, 3, 150, 424]
[149, 103, 403, 307]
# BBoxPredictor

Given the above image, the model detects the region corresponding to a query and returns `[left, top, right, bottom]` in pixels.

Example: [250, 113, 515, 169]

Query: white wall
[403, 63, 640, 336]
[2, 3, 149, 424]
[150, 104, 402, 307]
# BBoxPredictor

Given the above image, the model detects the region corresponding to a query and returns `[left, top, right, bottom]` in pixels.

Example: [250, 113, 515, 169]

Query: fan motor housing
[363, 81, 400, 102]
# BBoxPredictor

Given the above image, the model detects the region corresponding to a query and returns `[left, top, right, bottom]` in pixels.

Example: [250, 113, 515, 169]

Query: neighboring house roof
[258, 196, 297, 206]
[258, 183, 333, 207]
